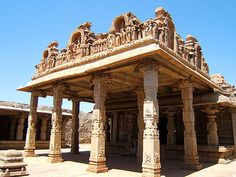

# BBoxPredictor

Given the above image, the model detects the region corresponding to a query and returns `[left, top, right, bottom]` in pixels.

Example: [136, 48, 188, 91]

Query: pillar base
[24, 149, 37, 157]
[87, 161, 108, 173]
[142, 168, 161, 177]
[48, 154, 63, 163]
[184, 163, 203, 171]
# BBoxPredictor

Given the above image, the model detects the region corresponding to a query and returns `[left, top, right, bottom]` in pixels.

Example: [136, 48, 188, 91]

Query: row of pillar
[8, 114, 54, 141]
[86, 61, 205, 176]
[24, 60, 236, 177]
[24, 87, 80, 162]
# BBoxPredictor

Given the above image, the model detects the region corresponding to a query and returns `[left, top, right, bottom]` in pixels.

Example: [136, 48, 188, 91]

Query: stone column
[40, 118, 48, 141]
[48, 84, 64, 163]
[134, 87, 144, 163]
[87, 73, 109, 173]
[137, 62, 161, 177]
[203, 107, 219, 146]
[179, 80, 202, 170]
[231, 109, 236, 153]
[16, 114, 26, 140]
[71, 99, 80, 154]
[9, 118, 17, 140]
[165, 111, 177, 145]
[24, 92, 38, 157]
[112, 111, 118, 143]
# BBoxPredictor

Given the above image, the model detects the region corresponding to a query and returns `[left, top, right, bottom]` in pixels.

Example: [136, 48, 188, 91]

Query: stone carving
[33, 7, 210, 79]
[211, 74, 236, 94]
[0, 150, 28, 177]
[184, 35, 209, 74]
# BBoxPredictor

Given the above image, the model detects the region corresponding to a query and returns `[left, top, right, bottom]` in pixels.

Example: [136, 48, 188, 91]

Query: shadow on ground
[36, 151, 217, 177]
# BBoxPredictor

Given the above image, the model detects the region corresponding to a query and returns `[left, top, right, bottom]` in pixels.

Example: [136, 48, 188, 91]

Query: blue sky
[0, 1, 235, 112]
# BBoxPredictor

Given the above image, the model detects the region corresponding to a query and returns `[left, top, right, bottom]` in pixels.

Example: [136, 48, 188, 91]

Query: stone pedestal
[203, 107, 219, 146]
[179, 80, 202, 170]
[137, 62, 161, 177]
[71, 99, 80, 154]
[24, 92, 38, 157]
[134, 87, 144, 164]
[0, 150, 28, 177]
[87, 74, 109, 173]
[48, 85, 64, 163]
[40, 118, 48, 141]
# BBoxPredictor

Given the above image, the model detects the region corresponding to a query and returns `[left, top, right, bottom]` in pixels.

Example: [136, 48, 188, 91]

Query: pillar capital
[178, 80, 193, 89]
[135, 60, 159, 73]
[230, 108, 236, 115]
[162, 108, 178, 117]
[202, 106, 220, 115]
[133, 86, 144, 96]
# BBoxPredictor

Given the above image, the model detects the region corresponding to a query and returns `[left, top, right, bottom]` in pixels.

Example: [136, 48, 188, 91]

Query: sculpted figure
[126, 25, 132, 42]
[121, 28, 126, 44]
[158, 27, 165, 43]
[131, 25, 138, 40]
[116, 33, 121, 46]
[137, 25, 142, 39]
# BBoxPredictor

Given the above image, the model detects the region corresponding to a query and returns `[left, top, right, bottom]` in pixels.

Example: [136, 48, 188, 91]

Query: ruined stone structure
[18, 7, 236, 177]
[0, 101, 71, 150]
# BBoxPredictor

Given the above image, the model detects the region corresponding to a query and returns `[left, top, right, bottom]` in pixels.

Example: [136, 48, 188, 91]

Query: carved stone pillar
[16, 114, 26, 140]
[203, 107, 219, 146]
[71, 99, 80, 154]
[231, 109, 236, 153]
[87, 73, 109, 173]
[134, 87, 144, 163]
[164, 110, 177, 145]
[112, 111, 118, 143]
[179, 80, 202, 170]
[40, 118, 48, 141]
[137, 62, 161, 177]
[48, 85, 64, 163]
[24, 92, 38, 157]
[9, 118, 17, 140]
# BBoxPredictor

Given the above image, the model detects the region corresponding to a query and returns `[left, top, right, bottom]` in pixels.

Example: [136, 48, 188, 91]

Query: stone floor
[4, 144, 236, 177]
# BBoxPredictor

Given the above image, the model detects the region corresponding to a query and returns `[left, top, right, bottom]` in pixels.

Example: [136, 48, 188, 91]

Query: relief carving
[34, 7, 210, 82]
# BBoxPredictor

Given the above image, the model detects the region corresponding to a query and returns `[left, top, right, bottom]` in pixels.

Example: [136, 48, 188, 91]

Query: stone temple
[18, 7, 236, 177]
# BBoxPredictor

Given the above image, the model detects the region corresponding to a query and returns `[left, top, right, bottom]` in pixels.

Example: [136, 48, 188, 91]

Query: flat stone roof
[0, 100, 72, 116]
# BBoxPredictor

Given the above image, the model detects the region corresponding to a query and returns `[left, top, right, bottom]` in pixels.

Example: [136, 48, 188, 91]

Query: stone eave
[18, 37, 222, 93]
[159, 92, 236, 108]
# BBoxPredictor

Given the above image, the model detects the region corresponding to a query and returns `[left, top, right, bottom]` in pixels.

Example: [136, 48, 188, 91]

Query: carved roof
[33, 7, 210, 80]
